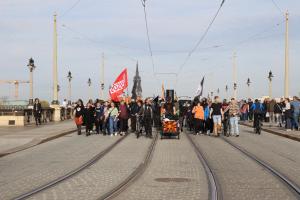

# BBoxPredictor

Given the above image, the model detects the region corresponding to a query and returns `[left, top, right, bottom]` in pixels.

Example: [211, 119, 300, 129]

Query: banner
[109, 68, 128, 102]
[195, 76, 205, 100]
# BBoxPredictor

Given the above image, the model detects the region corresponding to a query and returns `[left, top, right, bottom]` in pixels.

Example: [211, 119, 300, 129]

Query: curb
[0, 129, 76, 158]
[240, 123, 300, 142]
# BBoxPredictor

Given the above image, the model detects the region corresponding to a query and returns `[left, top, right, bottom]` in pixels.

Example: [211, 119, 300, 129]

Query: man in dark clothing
[143, 99, 153, 138]
[248, 99, 254, 121]
[129, 100, 138, 132]
[33, 98, 42, 125]
[85, 100, 95, 136]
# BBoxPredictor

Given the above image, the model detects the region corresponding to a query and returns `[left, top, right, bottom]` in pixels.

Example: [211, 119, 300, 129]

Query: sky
[0, 0, 300, 103]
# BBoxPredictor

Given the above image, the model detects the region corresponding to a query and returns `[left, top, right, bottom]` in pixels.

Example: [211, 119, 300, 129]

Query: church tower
[132, 62, 142, 99]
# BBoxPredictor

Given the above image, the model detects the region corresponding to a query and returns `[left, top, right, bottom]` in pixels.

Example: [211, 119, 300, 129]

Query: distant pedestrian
[85, 100, 95, 136]
[129, 99, 138, 132]
[283, 98, 292, 131]
[210, 96, 223, 137]
[192, 102, 204, 135]
[74, 99, 84, 135]
[95, 101, 104, 134]
[291, 96, 300, 130]
[227, 98, 240, 137]
[143, 99, 153, 138]
[108, 102, 119, 136]
[119, 100, 129, 136]
[33, 98, 42, 126]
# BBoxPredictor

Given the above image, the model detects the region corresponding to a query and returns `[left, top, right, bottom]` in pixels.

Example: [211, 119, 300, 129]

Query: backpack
[253, 103, 263, 114]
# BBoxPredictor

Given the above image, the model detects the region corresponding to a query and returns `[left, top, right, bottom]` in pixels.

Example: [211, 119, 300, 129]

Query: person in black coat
[33, 98, 42, 126]
[143, 98, 153, 138]
[74, 99, 85, 135]
[85, 99, 95, 136]
[129, 100, 138, 132]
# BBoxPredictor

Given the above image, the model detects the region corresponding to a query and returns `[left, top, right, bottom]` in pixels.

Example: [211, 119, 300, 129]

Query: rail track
[221, 136, 300, 198]
[186, 132, 222, 200]
[13, 133, 129, 200]
[98, 131, 158, 200]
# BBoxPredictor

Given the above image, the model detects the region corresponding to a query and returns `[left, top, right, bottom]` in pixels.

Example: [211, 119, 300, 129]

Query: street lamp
[246, 78, 251, 99]
[233, 83, 237, 99]
[67, 71, 72, 101]
[88, 78, 92, 99]
[27, 58, 36, 101]
[268, 71, 274, 98]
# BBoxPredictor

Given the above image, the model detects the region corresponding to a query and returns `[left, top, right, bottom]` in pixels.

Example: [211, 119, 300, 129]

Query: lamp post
[27, 58, 36, 102]
[225, 85, 229, 99]
[233, 83, 237, 99]
[246, 78, 251, 99]
[67, 71, 72, 101]
[268, 71, 274, 98]
[88, 78, 92, 99]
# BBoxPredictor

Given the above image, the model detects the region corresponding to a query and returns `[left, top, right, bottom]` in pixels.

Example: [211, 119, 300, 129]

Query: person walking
[192, 102, 204, 135]
[33, 98, 42, 126]
[269, 99, 276, 124]
[102, 101, 110, 135]
[210, 96, 223, 137]
[85, 100, 95, 136]
[119, 100, 129, 136]
[240, 100, 249, 121]
[227, 98, 240, 137]
[108, 102, 119, 136]
[74, 99, 84, 135]
[274, 100, 283, 127]
[143, 99, 153, 138]
[251, 99, 264, 132]
[129, 99, 138, 132]
[136, 100, 144, 137]
[291, 96, 300, 130]
[95, 101, 104, 134]
[284, 98, 292, 131]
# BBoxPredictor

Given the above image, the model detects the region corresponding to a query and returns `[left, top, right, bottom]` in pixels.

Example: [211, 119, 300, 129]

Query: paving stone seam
[98, 131, 159, 200]
[221, 136, 300, 198]
[13, 133, 129, 200]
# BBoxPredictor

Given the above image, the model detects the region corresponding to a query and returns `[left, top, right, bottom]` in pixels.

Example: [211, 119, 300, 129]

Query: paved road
[29, 133, 152, 200]
[190, 132, 298, 200]
[115, 132, 208, 200]
[0, 133, 118, 200]
[228, 125, 300, 188]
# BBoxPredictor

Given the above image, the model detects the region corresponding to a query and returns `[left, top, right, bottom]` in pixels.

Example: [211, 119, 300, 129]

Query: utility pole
[284, 11, 289, 98]
[268, 71, 274, 99]
[100, 53, 105, 100]
[233, 52, 237, 99]
[52, 13, 59, 104]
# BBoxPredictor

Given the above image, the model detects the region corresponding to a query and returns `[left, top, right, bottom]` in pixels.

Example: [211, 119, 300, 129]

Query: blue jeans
[230, 116, 239, 135]
[213, 115, 222, 125]
[109, 116, 118, 134]
[293, 111, 299, 129]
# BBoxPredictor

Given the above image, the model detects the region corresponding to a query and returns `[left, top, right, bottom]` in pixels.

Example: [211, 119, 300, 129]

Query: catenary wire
[176, 0, 226, 74]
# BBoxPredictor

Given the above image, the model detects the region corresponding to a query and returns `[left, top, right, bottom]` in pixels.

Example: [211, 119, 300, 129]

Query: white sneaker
[110, 134, 113, 137]
[114, 133, 117, 136]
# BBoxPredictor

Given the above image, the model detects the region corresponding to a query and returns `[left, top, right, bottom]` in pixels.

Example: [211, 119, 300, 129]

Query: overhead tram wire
[271, 0, 284, 15]
[176, 0, 226, 75]
[141, 0, 156, 76]
[59, 0, 82, 19]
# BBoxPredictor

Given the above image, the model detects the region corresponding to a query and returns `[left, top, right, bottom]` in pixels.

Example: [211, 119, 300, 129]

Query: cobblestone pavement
[227, 125, 300, 187]
[115, 133, 208, 200]
[190, 132, 297, 200]
[28, 133, 152, 200]
[0, 133, 118, 200]
[0, 120, 75, 155]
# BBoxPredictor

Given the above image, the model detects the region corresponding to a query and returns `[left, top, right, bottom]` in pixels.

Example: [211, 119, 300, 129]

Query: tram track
[186, 132, 222, 200]
[98, 131, 158, 200]
[13, 133, 129, 200]
[221, 136, 300, 199]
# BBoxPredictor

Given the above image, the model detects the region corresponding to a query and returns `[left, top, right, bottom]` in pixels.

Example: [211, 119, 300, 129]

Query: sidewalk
[240, 121, 300, 142]
[0, 120, 77, 157]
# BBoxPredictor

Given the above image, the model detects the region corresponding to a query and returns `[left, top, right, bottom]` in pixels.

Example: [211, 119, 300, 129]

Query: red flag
[109, 68, 128, 102]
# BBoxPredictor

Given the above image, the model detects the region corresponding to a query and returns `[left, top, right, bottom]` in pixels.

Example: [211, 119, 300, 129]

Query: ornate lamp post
[268, 71, 274, 98]
[246, 78, 251, 99]
[27, 58, 36, 102]
[88, 78, 92, 99]
[67, 71, 72, 101]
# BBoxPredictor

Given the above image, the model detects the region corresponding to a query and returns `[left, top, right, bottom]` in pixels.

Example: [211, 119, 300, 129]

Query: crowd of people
[73, 98, 155, 138]
[71, 95, 300, 139]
